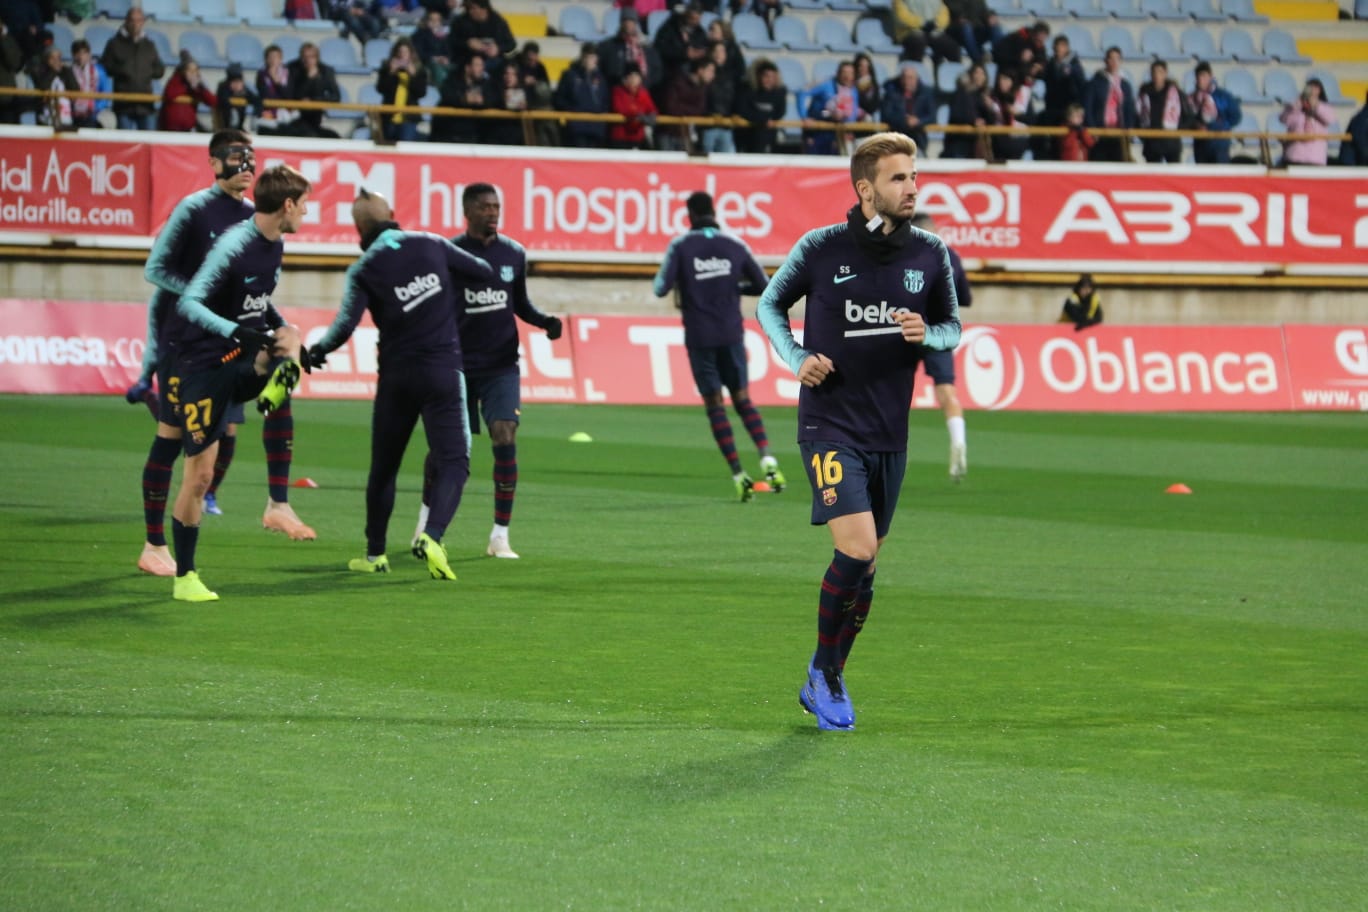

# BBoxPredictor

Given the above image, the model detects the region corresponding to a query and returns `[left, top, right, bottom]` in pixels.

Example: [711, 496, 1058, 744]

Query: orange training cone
[293, 477, 319, 488]
[1165, 483, 1192, 494]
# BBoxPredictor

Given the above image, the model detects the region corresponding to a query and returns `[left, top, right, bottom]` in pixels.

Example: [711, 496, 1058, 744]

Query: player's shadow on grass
[609, 733, 817, 805]
[5, 575, 175, 628]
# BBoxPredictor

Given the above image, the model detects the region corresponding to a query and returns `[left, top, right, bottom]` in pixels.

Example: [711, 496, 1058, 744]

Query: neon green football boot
[257, 359, 301, 415]
[348, 555, 390, 573]
[413, 533, 456, 581]
[173, 571, 220, 602]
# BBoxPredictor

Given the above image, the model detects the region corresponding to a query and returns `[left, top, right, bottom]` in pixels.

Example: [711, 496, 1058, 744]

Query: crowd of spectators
[1, 0, 1366, 166]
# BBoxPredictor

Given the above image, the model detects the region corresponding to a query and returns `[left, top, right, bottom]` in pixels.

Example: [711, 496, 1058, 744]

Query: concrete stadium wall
[2, 260, 1363, 326]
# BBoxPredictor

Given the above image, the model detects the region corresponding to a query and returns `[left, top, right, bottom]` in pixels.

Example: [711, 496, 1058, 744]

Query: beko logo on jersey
[464, 287, 509, 314]
[397, 273, 442, 311]
[242, 292, 271, 313]
[843, 300, 909, 338]
[693, 256, 731, 280]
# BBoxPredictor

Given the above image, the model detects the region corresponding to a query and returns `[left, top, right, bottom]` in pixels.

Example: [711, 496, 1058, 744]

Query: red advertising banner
[1282, 324, 1368, 411]
[0, 300, 1354, 414]
[1, 134, 1354, 271]
[0, 138, 151, 235]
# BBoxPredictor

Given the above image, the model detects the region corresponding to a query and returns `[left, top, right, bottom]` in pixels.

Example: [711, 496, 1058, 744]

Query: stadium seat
[98, 0, 132, 19]
[271, 34, 303, 63]
[1307, 69, 1350, 105]
[319, 36, 368, 75]
[84, 24, 116, 54]
[1060, 0, 1109, 20]
[1140, 0, 1188, 20]
[601, 5, 621, 37]
[1177, 0, 1226, 21]
[936, 59, 965, 93]
[140, 0, 196, 25]
[854, 18, 899, 55]
[773, 56, 806, 92]
[1219, 27, 1269, 63]
[646, 9, 670, 36]
[179, 30, 227, 68]
[1180, 26, 1229, 62]
[814, 16, 860, 53]
[1059, 23, 1102, 60]
[1100, 0, 1148, 20]
[810, 57, 838, 86]
[188, 0, 239, 26]
[897, 59, 932, 85]
[866, 0, 893, 9]
[1139, 24, 1178, 59]
[235, 0, 289, 28]
[364, 37, 391, 71]
[226, 32, 265, 66]
[1264, 109, 1286, 135]
[145, 28, 175, 65]
[1262, 29, 1311, 65]
[557, 5, 602, 42]
[1358, 0, 1368, 19]
[827, 0, 868, 11]
[49, 21, 75, 55]
[328, 83, 365, 123]
[1099, 25, 1139, 60]
[732, 12, 780, 51]
[1223, 0, 1269, 23]
[784, 0, 827, 9]
[773, 16, 821, 52]
[1222, 66, 1269, 103]
[1262, 68, 1300, 104]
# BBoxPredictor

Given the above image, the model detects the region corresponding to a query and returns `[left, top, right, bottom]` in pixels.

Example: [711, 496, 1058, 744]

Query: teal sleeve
[312, 264, 371, 357]
[922, 240, 962, 352]
[653, 236, 681, 298]
[757, 232, 819, 375]
[144, 198, 195, 295]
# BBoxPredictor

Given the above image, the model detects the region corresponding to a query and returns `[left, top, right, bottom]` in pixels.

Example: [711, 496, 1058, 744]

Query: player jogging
[166, 164, 313, 602]
[910, 212, 971, 482]
[758, 132, 961, 731]
[412, 183, 563, 560]
[654, 191, 787, 502]
[311, 190, 493, 580]
[128, 131, 313, 581]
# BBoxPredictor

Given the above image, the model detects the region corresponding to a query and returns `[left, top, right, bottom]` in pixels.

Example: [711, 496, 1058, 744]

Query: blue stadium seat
[49, 22, 75, 54]
[773, 16, 821, 52]
[1178, 0, 1226, 21]
[1264, 109, 1285, 134]
[98, 0, 133, 19]
[1139, 24, 1178, 59]
[936, 59, 965, 93]
[1219, 27, 1269, 63]
[1262, 29, 1310, 65]
[331, 83, 366, 122]
[1060, 23, 1102, 60]
[810, 57, 838, 86]
[364, 37, 391, 70]
[271, 34, 303, 63]
[1099, 25, 1139, 59]
[1061, 0, 1110, 20]
[646, 9, 670, 36]
[141, 0, 197, 25]
[188, 0, 238, 26]
[557, 5, 602, 42]
[179, 30, 227, 67]
[226, 33, 265, 66]
[827, 0, 869, 11]
[732, 12, 780, 50]
[814, 16, 860, 53]
[1307, 69, 1349, 105]
[235, 0, 289, 28]
[319, 36, 368, 74]
[145, 28, 175, 64]
[1100, 0, 1148, 20]
[84, 24, 116, 54]
[773, 56, 806, 92]
[784, 0, 827, 9]
[1357, 0, 1368, 19]
[854, 18, 899, 55]
[1262, 68, 1299, 104]
[1222, 66, 1268, 103]
[601, 5, 621, 37]
[1222, 0, 1269, 23]
[1180, 26, 1228, 61]
[1140, 0, 1188, 20]
[897, 59, 932, 85]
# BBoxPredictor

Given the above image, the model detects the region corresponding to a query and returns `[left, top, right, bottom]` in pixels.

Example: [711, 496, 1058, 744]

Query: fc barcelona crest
[500, 265, 515, 282]
[904, 269, 924, 293]
[822, 487, 838, 507]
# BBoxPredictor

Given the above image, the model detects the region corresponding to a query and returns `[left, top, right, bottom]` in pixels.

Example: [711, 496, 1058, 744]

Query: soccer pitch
[2, 395, 1365, 911]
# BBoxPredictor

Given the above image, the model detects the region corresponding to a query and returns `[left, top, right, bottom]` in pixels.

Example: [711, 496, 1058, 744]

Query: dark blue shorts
[466, 371, 520, 436]
[159, 355, 244, 426]
[687, 343, 748, 397]
[920, 348, 955, 386]
[799, 441, 907, 539]
[177, 359, 269, 457]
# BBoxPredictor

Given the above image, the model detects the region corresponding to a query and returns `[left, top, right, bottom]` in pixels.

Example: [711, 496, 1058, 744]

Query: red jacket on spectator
[610, 81, 657, 145]
[158, 68, 217, 131]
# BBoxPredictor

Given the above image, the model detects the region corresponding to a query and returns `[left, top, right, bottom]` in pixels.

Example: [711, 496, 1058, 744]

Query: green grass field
[2, 394, 1365, 911]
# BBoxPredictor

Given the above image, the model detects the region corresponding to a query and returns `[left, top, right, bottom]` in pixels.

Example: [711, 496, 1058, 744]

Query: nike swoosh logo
[244, 276, 257, 284]
[833, 274, 858, 284]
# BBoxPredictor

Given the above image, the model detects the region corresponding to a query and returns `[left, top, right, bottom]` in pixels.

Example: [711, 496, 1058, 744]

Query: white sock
[415, 503, 430, 536]
[760, 454, 778, 471]
[947, 416, 966, 448]
[367, 554, 382, 563]
[491, 523, 508, 540]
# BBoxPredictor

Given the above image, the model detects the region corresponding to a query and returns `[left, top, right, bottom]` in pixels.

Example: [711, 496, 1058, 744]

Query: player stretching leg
[759, 133, 961, 730]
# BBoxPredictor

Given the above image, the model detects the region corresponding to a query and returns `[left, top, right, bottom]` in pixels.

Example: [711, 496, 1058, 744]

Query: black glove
[125, 377, 152, 404]
[233, 328, 274, 354]
[303, 345, 329, 373]
[544, 316, 563, 341]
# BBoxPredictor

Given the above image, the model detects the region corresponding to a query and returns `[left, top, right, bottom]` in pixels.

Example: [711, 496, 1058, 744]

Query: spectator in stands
[412, 8, 452, 87]
[1060, 273, 1103, 331]
[1188, 61, 1241, 165]
[0, 0, 43, 62]
[881, 62, 935, 152]
[431, 51, 489, 143]
[216, 62, 261, 131]
[1058, 101, 1094, 162]
[418, 0, 459, 15]
[945, 0, 1002, 65]
[321, 0, 385, 46]
[1279, 77, 1339, 166]
[1039, 33, 1086, 161]
[749, 0, 783, 30]
[707, 19, 745, 91]
[373, 0, 424, 28]
[987, 68, 1029, 161]
[288, 41, 342, 138]
[993, 19, 1047, 83]
[514, 41, 556, 145]
[892, 0, 958, 65]
[804, 59, 867, 156]
[157, 53, 216, 132]
[1136, 59, 1191, 163]
[30, 45, 77, 127]
[483, 60, 526, 145]
[0, 16, 23, 125]
[609, 63, 657, 150]
[702, 43, 737, 153]
[376, 36, 427, 142]
[554, 42, 610, 148]
[101, 6, 164, 131]
[735, 58, 785, 153]
[255, 44, 297, 134]
[447, 0, 515, 71]
[69, 38, 111, 129]
[659, 57, 713, 150]
[284, 0, 321, 23]
[1339, 90, 1368, 166]
[1084, 46, 1135, 162]
[654, 3, 708, 84]
[599, 11, 662, 92]
[943, 61, 991, 159]
[852, 53, 881, 120]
